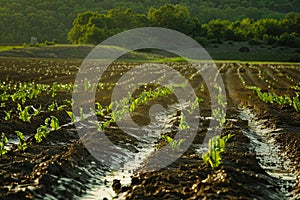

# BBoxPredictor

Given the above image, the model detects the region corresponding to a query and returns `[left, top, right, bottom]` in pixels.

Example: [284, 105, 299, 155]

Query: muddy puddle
[80, 102, 188, 199]
[239, 108, 298, 199]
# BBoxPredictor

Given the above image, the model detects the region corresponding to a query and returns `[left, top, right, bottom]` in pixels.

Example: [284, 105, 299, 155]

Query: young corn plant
[95, 102, 104, 117]
[4, 110, 12, 121]
[48, 101, 66, 112]
[0, 133, 8, 157]
[179, 112, 190, 130]
[15, 131, 27, 151]
[97, 121, 111, 132]
[212, 87, 227, 128]
[200, 84, 205, 92]
[293, 95, 300, 112]
[17, 104, 31, 122]
[202, 134, 233, 169]
[162, 135, 184, 151]
[56, 102, 67, 111]
[79, 107, 86, 121]
[66, 111, 76, 123]
[51, 82, 58, 97]
[64, 99, 74, 107]
[28, 87, 41, 99]
[48, 101, 56, 112]
[32, 105, 42, 117]
[187, 97, 203, 114]
[35, 118, 51, 143]
[83, 78, 97, 91]
[1, 91, 9, 101]
[50, 116, 60, 131]
[212, 108, 227, 128]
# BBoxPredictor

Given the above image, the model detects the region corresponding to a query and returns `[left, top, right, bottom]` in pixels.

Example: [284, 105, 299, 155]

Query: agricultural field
[0, 56, 299, 200]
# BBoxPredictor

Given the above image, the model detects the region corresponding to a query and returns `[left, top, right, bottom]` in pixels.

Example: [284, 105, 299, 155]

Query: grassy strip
[0, 45, 23, 52]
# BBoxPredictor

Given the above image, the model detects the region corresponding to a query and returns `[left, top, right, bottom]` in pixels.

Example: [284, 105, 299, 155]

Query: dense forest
[68, 5, 300, 48]
[0, 0, 299, 44]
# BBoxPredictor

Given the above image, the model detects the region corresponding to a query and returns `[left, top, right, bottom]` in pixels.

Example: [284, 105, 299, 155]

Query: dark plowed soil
[0, 57, 299, 199]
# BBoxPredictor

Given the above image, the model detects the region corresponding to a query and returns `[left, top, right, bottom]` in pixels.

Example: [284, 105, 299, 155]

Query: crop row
[237, 66, 300, 112]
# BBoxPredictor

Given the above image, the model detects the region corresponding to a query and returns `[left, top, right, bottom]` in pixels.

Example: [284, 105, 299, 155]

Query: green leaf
[1, 133, 8, 156]
[50, 116, 60, 130]
[66, 111, 76, 123]
[15, 131, 27, 151]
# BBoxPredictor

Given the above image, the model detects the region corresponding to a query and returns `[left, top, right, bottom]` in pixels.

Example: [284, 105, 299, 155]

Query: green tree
[148, 4, 192, 34]
[203, 19, 231, 42]
[282, 13, 300, 35]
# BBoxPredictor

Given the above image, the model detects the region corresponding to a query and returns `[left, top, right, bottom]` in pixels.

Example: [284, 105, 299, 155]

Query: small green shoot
[95, 102, 104, 117]
[179, 112, 190, 130]
[4, 110, 12, 121]
[50, 116, 60, 130]
[162, 135, 184, 151]
[56, 102, 66, 111]
[200, 84, 205, 92]
[15, 131, 27, 151]
[35, 118, 50, 143]
[293, 95, 300, 112]
[187, 97, 203, 114]
[32, 105, 42, 117]
[202, 134, 233, 169]
[0, 133, 8, 157]
[97, 121, 111, 132]
[17, 104, 31, 122]
[48, 101, 55, 111]
[79, 107, 86, 121]
[66, 111, 76, 123]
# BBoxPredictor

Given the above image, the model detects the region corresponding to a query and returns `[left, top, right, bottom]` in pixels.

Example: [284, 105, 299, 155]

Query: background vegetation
[0, 0, 299, 45]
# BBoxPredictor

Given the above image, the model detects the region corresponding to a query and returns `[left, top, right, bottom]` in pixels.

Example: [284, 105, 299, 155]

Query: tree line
[0, 0, 299, 43]
[68, 4, 300, 48]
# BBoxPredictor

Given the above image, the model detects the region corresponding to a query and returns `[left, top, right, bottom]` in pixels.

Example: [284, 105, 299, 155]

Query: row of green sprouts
[238, 66, 300, 112]
[0, 78, 232, 170]
[1, 116, 60, 156]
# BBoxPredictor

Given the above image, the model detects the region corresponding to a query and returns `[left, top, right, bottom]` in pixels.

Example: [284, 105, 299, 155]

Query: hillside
[0, 0, 299, 43]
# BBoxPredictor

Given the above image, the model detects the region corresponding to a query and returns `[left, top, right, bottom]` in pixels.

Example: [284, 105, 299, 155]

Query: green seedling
[55, 102, 67, 111]
[200, 84, 205, 92]
[48, 101, 55, 111]
[28, 87, 40, 99]
[32, 105, 42, 117]
[79, 107, 86, 121]
[212, 108, 227, 128]
[35, 118, 51, 143]
[66, 111, 76, 123]
[95, 102, 104, 117]
[51, 82, 57, 97]
[179, 112, 190, 130]
[212, 86, 227, 128]
[84, 78, 96, 91]
[293, 95, 300, 112]
[0, 133, 8, 157]
[64, 99, 74, 107]
[106, 102, 113, 113]
[50, 116, 60, 131]
[188, 97, 203, 114]
[129, 99, 138, 113]
[1, 91, 9, 101]
[202, 133, 233, 169]
[17, 104, 31, 122]
[162, 135, 184, 151]
[4, 110, 12, 121]
[15, 131, 27, 151]
[97, 121, 111, 132]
